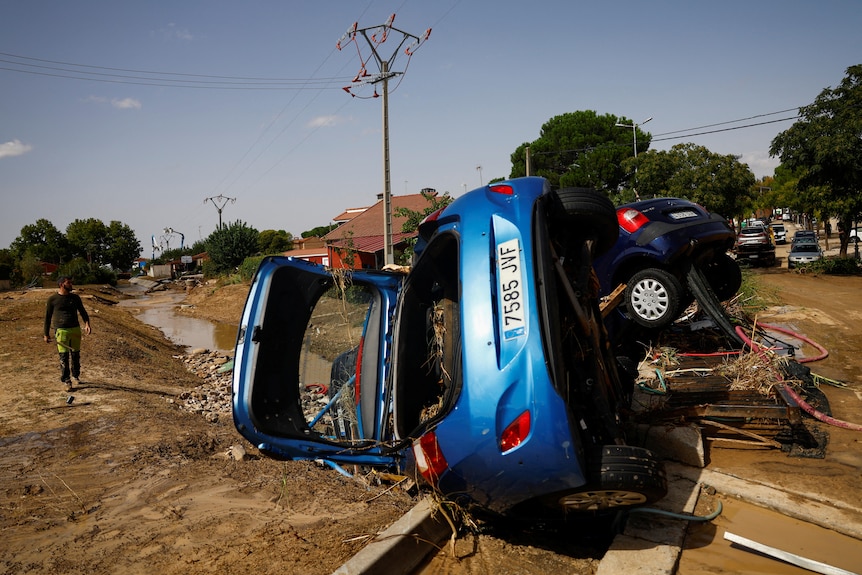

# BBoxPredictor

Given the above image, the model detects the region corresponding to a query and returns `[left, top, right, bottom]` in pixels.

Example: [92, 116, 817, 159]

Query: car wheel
[551, 187, 618, 255]
[700, 253, 742, 301]
[558, 446, 667, 512]
[624, 268, 682, 329]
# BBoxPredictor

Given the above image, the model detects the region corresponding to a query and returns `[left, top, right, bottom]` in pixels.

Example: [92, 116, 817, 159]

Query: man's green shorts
[55, 327, 82, 353]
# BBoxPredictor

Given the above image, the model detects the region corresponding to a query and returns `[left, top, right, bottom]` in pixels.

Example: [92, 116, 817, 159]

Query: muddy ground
[2, 265, 861, 575]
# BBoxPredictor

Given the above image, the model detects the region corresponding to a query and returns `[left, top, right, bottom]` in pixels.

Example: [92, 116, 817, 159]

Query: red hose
[782, 383, 862, 432]
[758, 322, 829, 363]
[735, 325, 862, 432]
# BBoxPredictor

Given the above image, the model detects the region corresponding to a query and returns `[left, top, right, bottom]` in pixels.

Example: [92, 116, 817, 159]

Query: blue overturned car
[232, 176, 667, 519]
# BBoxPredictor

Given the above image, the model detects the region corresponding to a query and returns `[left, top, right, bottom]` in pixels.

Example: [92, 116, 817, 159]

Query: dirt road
[2, 266, 861, 575]
[0, 284, 416, 575]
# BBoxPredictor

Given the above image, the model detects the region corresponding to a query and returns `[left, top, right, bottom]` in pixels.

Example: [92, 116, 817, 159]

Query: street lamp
[615, 116, 652, 200]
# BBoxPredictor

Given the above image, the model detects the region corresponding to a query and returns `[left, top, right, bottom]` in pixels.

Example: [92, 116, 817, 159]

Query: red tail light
[489, 184, 514, 195]
[412, 432, 448, 485]
[617, 207, 650, 233]
[500, 410, 531, 453]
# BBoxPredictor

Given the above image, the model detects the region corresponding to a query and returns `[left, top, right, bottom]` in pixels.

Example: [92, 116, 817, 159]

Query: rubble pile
[172, 348, 333, 427]
[172, 348, 234, 423]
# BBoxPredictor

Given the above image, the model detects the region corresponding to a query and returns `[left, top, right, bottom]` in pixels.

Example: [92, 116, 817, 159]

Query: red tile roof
[325, 192, 437, 250]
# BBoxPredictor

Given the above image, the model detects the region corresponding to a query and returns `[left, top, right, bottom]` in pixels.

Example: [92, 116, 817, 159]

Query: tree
[393, 189, 453, 265]
[509, 110, 651, 195]
[302, 224, 338, 239]
[10, 219, 70, 264]
[770, 64, 862, 256]
[104, 221, 142, 271]
[636, 143, 756, 223]
[205, 220, 260, 274]
[257, 229, 294, 254]
[66, 218, 110, 265]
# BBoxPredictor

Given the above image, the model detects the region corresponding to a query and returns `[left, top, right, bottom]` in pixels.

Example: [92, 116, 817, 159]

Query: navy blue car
[593, 197, 739, 330]
[233, 177, 667, 519]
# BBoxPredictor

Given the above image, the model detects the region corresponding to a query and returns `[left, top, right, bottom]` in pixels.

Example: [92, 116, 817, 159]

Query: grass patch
[734, 268, 781, 313]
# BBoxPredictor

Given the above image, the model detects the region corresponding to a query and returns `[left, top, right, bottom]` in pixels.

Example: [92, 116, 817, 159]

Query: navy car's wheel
[700, 253, 742, 301]
[558, 446, 667, 512]
[624, 268, 682, 329]
[551, 187, 619, 255]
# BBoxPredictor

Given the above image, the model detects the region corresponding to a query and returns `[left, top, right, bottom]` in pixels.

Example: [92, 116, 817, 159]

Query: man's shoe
[63, 380, 73, 391]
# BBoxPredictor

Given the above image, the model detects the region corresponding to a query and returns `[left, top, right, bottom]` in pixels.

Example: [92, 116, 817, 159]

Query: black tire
[686, 265, 745, 347]
[557, 446, 667, 512]
[624, 268, 683, 329]
[550, 187, 619, 255]
[700, 253, 742, 301]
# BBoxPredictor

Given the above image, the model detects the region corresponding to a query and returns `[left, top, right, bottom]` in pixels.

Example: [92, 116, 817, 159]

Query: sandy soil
[2, 264, 861, 575]
[0, 283, 416, 575]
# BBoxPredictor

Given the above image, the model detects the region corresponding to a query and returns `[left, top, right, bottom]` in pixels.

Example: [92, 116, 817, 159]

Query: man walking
[44, 276, 92, 390]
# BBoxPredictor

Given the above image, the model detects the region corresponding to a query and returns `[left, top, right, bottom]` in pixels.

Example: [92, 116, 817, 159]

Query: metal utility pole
[615, 116, 652, 201]
[338, 15, 431, 266]
[204, 194, 236, 230]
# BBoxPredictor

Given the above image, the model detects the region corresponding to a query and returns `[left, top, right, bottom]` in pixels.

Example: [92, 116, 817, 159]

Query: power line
[651, 115, 800, 142]
[0, 52, 352, 90]
[651, 107, 801, 137]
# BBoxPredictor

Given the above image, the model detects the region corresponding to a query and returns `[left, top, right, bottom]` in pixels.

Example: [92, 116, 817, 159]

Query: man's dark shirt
[44, 293, 90, 337]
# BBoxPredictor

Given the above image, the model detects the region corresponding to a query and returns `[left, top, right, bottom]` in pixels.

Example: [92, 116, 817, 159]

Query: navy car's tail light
[617, 207, 650, 233]
[500, 410, 531, 453]
[489, 184, 514, 195]
[413, 432, 448, 485]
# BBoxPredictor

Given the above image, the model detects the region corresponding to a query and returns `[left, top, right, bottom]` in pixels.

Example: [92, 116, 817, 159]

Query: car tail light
[489, 184, 514, 195]
[500, 410, 531, 453]
[617, 207, 650, 233]
[413, 432, 448, 485]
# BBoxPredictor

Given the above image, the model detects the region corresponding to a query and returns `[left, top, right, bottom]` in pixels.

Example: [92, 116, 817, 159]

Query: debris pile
[172, 348, 233, 423]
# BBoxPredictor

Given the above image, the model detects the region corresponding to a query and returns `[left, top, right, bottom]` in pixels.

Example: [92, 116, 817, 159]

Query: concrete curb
[670, 463, 862, 541]
[333, 462, 862, 574]
[331, 497, 451, 575]
[596, 467, 702, 575]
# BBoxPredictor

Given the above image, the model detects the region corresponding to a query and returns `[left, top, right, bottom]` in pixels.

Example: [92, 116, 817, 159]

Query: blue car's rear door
[232, 256, 403, 466]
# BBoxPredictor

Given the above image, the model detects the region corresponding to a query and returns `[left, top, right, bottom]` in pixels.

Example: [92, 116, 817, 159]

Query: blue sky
[2, 1, 859, 254]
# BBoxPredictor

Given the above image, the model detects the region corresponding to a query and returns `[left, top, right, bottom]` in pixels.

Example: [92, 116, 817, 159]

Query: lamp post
[615, 116, 652, 201]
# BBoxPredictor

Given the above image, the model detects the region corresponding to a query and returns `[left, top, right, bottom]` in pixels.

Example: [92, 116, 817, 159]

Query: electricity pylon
[204, 194, 236, 231]
[337, 14, 431, 266]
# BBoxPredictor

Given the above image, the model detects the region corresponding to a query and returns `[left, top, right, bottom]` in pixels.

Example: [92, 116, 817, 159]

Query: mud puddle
[117, 286, 237, 352]
[679, 495, 862, 574]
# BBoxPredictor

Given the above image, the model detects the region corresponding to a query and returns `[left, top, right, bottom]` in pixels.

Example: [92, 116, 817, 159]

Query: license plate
[497, 238, 526, 339]
[669, 210, 698, 220]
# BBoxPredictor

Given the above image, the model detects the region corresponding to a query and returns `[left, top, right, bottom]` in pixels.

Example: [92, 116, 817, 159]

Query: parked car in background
[734, 227, 776, 267]
[787, 242, 824, 268]
[592, 197, 739, 330]
[793, 230, 818, 243]
[770, 223, 787, 244]
[233, 177, 667, 520]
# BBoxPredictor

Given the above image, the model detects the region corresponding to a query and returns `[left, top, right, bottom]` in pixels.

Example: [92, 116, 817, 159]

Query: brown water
[118, 288, 238, 352]
[679, 496, 862, 574]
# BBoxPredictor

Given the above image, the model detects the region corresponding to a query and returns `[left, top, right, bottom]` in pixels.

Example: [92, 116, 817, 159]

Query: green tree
[257, 229, 294, 254]
[770, 64, 862, 256]
[10, 219, 70, 264]
[636, 143, 756, 223]
[205, 220, 259, 274]
[104, 221, 142, 271]
[66, 218, 110, 265]
[394, 189, 453, 265]
[510, 110, 650, 195]
[302, 224, 338, 238]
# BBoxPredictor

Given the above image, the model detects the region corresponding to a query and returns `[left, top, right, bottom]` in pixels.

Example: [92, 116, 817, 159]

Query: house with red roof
[323, 191, 439, 269]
